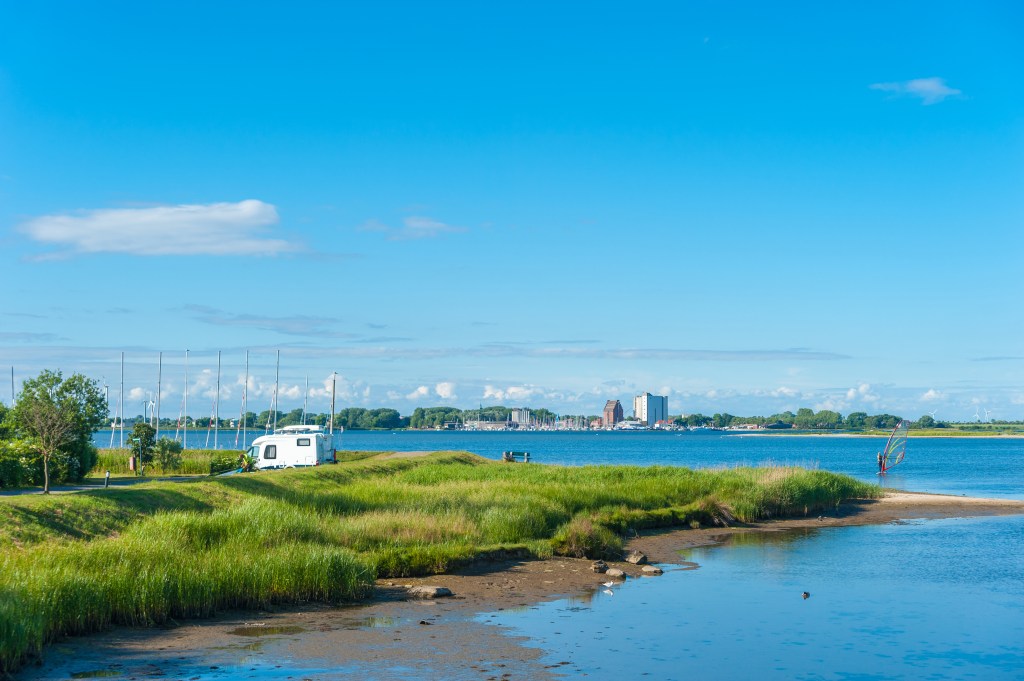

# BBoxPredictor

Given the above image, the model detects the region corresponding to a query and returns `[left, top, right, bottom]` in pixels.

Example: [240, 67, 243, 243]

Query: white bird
[602, 581, 615, 588]
[602, 589, 614, 596]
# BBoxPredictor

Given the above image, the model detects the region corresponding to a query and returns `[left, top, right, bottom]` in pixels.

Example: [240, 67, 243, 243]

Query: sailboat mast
[330, 371, 336, 437]
[302, 374, 308, 426]
[183, 349, 189, 451]
[273, 350, 280, 432]
[237, 350, 248, 448]
[119, 352, 124, 448]
[155, 352, 162, 442]
[214, 350, 221, 450]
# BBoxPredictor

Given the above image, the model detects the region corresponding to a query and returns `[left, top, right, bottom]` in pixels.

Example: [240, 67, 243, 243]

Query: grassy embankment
[0, 451, 880, 675]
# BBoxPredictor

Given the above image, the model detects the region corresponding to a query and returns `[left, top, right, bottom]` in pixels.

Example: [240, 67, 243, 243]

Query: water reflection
[484, 515, 1024, 680]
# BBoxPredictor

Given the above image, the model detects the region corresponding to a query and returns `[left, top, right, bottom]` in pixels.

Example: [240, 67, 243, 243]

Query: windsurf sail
[880, 420, 909, 472]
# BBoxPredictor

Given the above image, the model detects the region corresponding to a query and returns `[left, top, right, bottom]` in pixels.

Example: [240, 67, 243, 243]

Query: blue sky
[1, 1, 1022, 421]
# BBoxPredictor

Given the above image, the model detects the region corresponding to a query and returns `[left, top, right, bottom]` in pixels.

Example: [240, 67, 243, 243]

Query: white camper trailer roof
[275, 425, 325, 434]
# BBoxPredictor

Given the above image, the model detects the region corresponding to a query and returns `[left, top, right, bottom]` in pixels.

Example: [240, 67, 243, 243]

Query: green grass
[93, 448, 243, 477]
[0, 452, 880, 674]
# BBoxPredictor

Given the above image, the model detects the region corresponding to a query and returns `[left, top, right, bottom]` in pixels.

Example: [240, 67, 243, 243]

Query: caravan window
[264, 445, 277, 460]
[297, 438, 310, 446]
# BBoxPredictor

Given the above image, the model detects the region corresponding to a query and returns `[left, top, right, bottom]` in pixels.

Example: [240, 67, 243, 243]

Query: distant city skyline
[1, 3, 1021, 420]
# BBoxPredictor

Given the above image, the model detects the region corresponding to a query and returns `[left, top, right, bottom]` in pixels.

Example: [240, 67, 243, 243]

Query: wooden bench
[501, 451, 531, 463]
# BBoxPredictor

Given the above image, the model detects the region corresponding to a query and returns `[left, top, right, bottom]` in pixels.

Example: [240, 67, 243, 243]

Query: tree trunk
[43, 453, 50, 494]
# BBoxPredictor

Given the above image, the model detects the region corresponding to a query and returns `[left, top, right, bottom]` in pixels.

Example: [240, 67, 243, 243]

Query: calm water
[484, 515, 1024, 680]
[96, 428, 1024, 498]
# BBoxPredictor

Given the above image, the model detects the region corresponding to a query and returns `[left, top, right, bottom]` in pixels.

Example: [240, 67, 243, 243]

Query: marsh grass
[0, 452, 879, 674]
[94, 448, 241, 476]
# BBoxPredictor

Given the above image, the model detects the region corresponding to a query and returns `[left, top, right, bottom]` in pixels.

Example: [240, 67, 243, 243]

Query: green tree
[0, 402, 11, 439]
[254, 410, 284, 429]
[914, 414, 936, 429]
[679, 413, 712, 428]
[277, 408, 305, 427]
[793, 408, 816, 429]
[11, 370, 107, 493]
[410, 407, 463, 429]
[845, 412, 868, 429]
[866, 414, 902, 430]
[813, 410, 843, 429]
[766, 411, 796, 425]
[128, 422, 157, 470]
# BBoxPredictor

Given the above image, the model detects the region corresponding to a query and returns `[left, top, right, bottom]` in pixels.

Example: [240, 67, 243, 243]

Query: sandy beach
[18, 492, 1024, 681]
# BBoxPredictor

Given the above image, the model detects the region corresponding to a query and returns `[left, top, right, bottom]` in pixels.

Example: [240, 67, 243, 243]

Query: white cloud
[359, 215, 466, 241]
[921, 389, 943, 402]
[306, 374, 370, 404]
[20, 200, 298, 258]
[845, 383, 879, 403]
[407, 385, 430, 400]
[483, 384, 547, 402]
[869, 77, 962, 105]
[435, 382, 457, 399]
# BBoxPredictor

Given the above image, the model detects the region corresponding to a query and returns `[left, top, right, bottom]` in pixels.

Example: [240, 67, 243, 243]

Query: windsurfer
[877, 451, 884, 473]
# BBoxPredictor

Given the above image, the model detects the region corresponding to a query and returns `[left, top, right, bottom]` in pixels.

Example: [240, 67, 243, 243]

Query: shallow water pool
[482, 515, 1024, 680]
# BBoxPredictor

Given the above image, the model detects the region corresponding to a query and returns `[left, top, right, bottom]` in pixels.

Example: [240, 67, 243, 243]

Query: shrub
[154, 438, 183, 473]
[0, 440, 38, 488]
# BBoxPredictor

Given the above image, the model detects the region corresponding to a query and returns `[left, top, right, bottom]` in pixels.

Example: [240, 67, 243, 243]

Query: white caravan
[246, 425, 338, 469]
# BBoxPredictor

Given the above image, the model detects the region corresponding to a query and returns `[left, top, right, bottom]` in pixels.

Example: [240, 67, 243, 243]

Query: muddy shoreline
[17, 492, 1024, 680]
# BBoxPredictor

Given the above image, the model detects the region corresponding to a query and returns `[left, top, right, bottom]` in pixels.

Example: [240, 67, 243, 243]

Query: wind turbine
[973, 407, 981, 422]
[928, 409, 937, 418]
[984, 408, 992, 422]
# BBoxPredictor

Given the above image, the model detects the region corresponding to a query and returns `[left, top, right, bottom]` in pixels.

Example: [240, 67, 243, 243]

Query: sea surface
[78, 430, 1024, 680]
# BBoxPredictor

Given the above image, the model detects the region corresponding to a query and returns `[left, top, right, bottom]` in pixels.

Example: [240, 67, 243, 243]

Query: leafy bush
[209, 452, 240, 475]
[154, 438, 183, 472]
[0, 440, 38, 488]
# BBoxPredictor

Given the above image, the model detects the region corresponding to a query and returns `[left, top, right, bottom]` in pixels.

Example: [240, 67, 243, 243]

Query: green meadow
[0, 452, 880, 674]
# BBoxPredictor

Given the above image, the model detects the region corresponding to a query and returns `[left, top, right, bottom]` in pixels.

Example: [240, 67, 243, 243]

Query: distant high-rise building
[511, 408, 531, 426]
[633, 393, 668, 426]
[603, 400, 623, 426]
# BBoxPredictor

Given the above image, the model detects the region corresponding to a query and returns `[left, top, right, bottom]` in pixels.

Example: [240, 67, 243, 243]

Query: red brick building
[603, 399, 623, 427]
